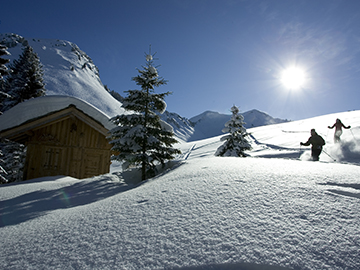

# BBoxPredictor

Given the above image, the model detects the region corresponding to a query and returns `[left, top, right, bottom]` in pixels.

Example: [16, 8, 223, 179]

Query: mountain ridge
[1, 33, 289, 142]
[161, 109, 289, 142]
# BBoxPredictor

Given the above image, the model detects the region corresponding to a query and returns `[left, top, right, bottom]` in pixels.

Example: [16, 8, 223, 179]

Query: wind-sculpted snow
[1, 108, 360, 269]
[1, 157, 360, 270]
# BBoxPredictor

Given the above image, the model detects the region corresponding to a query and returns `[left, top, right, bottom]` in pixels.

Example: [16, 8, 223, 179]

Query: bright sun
[280, 67, 306, 90]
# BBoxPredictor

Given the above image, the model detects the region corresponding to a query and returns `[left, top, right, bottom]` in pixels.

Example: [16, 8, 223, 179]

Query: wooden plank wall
[24, 116, 111, 180]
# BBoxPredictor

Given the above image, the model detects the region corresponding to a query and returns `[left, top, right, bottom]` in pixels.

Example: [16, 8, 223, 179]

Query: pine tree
[0, 139, 26, 184]
[1, 45, 45, 111]
[0, 44, 10, 80]
[215, 105, 251, 157]
[109, 48, 181, 180]
[0, 45, 41, 183]
[0, 148, 7, 184]
[0, 44, 11, 114]
[0, 45, 11, 182]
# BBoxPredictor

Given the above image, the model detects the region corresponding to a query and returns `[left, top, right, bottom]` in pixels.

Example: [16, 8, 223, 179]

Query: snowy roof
[0, 95, 116, 132]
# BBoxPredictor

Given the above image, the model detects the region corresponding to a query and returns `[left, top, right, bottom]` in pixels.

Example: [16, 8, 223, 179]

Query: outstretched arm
[340, 122, 351, 129]
[328, 123, 335, 129]
[300, 137, 311, 146]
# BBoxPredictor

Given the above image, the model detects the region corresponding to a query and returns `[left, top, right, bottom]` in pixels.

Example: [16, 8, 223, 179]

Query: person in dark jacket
[300, 129, 326, 161]
[328, 118, 351, 143]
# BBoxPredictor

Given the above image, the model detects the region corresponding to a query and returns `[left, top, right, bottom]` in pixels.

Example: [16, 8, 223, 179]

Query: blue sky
[2, 0, 360, 120]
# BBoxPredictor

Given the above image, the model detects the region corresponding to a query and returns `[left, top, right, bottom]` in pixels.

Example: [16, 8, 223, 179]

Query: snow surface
[0, 95, 116, 131]
[1, 110, 360, 270]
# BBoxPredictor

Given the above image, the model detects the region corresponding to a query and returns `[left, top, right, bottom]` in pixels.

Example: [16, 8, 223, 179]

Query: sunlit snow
[1, 110, 360, 270]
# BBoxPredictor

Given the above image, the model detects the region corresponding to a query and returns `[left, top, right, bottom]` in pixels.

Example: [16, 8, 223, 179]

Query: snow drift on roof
[0, 96, 115, 131]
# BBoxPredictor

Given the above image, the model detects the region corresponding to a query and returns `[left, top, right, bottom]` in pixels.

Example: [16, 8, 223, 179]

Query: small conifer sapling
[215, 105, 251, 157]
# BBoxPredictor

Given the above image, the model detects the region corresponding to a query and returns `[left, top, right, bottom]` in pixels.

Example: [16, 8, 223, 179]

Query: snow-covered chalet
[0, 96, 115, 180]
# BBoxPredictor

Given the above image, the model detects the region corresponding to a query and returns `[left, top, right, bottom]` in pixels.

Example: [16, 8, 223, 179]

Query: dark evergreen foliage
[0, 44, 11, 114]
[0, 44, 10, 79]
[109, 50, 181, 180]
[0, 44, 43, 183]
[0, 139, 26, 184]
[1, 45, 45, 112]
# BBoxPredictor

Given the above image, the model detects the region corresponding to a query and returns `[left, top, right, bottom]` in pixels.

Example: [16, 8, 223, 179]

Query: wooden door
[83, 150, 103, 178]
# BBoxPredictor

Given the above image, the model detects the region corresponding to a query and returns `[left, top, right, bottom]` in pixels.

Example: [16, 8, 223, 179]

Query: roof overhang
[0, 105, 110, 143]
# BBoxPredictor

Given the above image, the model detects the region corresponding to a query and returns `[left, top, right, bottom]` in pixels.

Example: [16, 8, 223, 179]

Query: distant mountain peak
[160, 109, 289, 142]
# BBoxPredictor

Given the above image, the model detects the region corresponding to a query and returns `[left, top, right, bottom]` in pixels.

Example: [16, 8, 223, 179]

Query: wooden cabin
[0, 96, 115, 180]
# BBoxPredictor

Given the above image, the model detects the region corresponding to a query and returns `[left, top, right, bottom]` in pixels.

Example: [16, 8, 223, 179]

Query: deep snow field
[1, 110, 360, 270]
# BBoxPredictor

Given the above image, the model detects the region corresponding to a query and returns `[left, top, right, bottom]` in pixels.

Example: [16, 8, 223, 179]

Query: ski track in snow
[183, 144, 196, 160]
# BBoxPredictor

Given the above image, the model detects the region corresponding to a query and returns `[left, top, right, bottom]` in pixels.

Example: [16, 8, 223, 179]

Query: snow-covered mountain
[159, 110, 288, 142]
[159, 110, 195, 141]
[1, 33, 287, 141]
[159, 109, 288, 142]
[0, 33, 125, 117]
[187, 110, 288, 141]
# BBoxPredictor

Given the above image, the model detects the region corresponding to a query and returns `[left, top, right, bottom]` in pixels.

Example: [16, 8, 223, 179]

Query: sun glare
[280, 67, 306, 90]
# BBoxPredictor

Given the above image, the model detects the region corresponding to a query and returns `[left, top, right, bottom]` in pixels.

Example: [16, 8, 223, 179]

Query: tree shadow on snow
[0, 173, 138, 228]
[0, 161, 185, 228]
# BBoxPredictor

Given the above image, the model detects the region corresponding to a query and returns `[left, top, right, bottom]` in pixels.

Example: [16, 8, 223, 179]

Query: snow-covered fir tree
[0, 44, 11, 114]
[109, 49, 181, 180]
[215, 105, 251, 157]
[0, 139, 26, 184]
[0, 44, 12, 182]
[0, 45, 36, 183]
[1, 45, 45, 112]
[0, 147, 6, 184]
[0, 44, 10, 81]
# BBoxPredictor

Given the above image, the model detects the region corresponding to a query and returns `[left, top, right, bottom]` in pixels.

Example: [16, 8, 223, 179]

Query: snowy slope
[159, 111, 195, 142]
[179, 110, 360, 165]
[188, 110, 288, 141]
[248, 110, 360, 164]
[242, 109, 289, 128]
[1, 110, 360, 270]
[0, 33, 125, 117]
